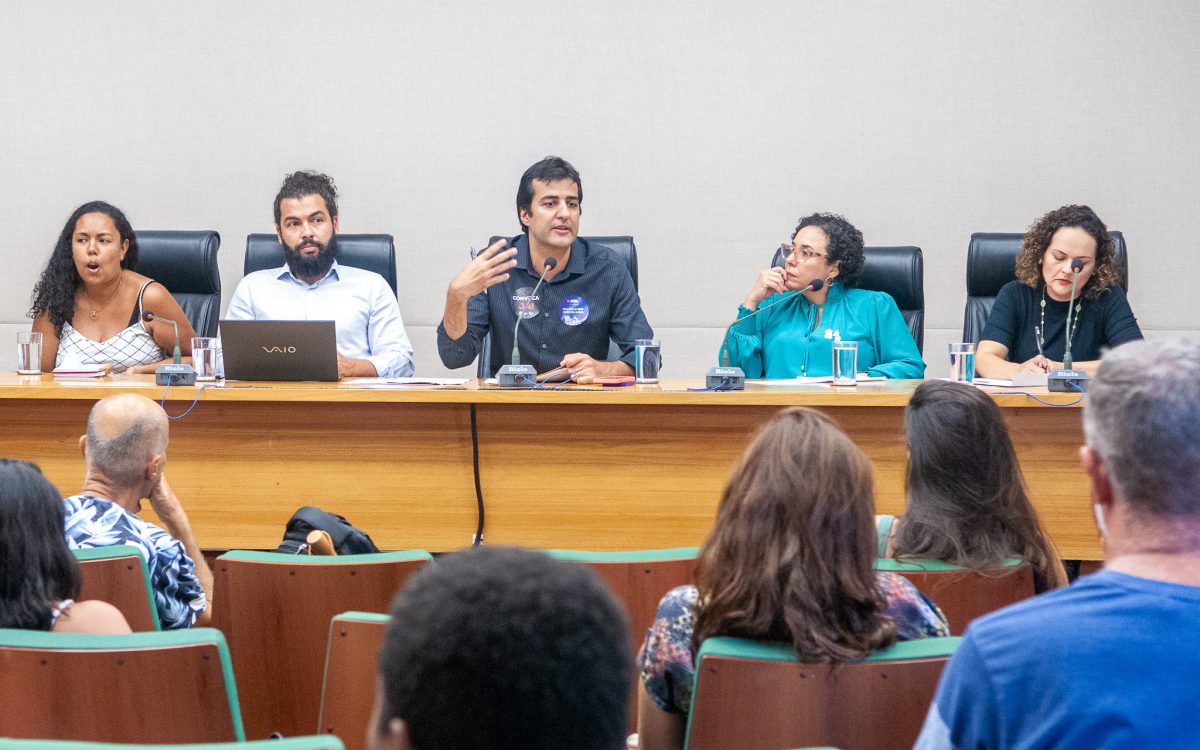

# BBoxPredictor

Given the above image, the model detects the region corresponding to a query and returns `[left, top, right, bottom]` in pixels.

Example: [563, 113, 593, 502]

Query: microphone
[143, 311, 197, 386]
[707, 278, 825, 390]
[496, 256, 558, 387]
[1047, 258, 1089, 393]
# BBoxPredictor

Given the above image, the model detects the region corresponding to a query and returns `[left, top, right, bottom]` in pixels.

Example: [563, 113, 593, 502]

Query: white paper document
[343, 377, 470, 387]
[748, 373, 887, 386]
[972, 372, 1048, 388]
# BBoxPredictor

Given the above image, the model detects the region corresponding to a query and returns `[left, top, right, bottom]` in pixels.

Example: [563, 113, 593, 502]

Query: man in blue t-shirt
[915, 338, 1200, 750]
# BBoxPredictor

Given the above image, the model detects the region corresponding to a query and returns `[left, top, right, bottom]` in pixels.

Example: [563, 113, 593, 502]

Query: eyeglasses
[780, 242, 829, 262]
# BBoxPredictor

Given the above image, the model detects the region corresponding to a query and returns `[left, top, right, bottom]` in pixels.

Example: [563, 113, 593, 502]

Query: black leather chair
[963, 232, 1128, 343]
[771, 245, 925, 351]
[243, 234, 397, 295]
[476, 235, 639, 377]
[133, 230, 221, 337]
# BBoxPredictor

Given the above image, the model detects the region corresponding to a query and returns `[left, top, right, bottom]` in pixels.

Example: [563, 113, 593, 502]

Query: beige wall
[3, 1, 1197, 376]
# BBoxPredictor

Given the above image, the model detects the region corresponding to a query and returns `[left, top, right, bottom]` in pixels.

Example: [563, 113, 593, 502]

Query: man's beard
[284, 235, 337, 279]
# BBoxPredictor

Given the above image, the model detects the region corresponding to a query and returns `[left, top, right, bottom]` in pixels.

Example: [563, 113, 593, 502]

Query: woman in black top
[976, 205, 1142, 378]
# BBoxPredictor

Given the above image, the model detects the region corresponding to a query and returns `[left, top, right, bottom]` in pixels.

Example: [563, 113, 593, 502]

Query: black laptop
[219, 320, 339, 381]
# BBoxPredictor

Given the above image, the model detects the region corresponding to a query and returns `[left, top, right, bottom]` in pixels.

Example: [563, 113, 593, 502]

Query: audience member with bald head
[63, 393, 212, 628]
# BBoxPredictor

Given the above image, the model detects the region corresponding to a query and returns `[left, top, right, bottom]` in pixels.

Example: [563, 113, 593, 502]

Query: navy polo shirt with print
[437, 234, 653, 377]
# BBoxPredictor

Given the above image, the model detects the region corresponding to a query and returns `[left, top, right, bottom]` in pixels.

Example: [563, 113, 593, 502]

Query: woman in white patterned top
[30, 201, 196, 373]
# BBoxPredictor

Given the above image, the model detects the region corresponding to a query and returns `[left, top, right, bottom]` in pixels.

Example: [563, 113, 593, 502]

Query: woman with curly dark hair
[29, 201, 196, 373]
[724, 212, 924, 379]
[636, 408, 949, 749]
[0, 458, 130, 633]
[976, 204, 1141, 378]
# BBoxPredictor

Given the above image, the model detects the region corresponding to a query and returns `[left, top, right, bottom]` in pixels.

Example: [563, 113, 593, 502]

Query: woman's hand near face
[742, 267, 788, 310]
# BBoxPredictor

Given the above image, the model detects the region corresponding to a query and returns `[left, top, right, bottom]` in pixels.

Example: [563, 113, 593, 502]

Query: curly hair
[0, 459, 83, 630]
[29, 201, 139, 335]
[793, 212, 865, 287]
[693, 407, 897, 663]
[274, 171, 339, 225]
[1015, 204, 1122, 300]
[376, 546, 630, 750]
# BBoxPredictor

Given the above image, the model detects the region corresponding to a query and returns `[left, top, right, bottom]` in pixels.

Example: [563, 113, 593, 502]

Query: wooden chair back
[875, 558, 1035, 634]
[0, 628, 243, 743]
[73, 545, 160, 631]
[548, 547, 698, 734]
[213, 550, 431, 740]
[685, 636, 960, 750]
[0, 736, 344, 750]
[318, 612, 391, 750]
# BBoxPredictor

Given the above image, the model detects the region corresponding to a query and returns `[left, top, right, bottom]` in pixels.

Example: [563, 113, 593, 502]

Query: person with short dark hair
[368, 545, 631, 750]
[916, 339, 1200, 749]
[975, 204, 1142, 379]
[64, 394, 211, 629]
[30, 201, 197, 373]
[638, 408, 948, 750]
[437, 156, 654, 382]
[0, 458, 130, 634]
[727, 212, 924, 378]
[877, 379, 1068, 592]
[226, 171, 414, 378]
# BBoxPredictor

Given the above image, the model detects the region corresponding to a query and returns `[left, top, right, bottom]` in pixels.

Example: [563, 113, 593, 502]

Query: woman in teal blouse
[726, 213, 925, 379]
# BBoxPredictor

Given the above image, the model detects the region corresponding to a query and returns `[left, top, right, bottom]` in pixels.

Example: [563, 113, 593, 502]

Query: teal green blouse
[724, 282, 925, 379]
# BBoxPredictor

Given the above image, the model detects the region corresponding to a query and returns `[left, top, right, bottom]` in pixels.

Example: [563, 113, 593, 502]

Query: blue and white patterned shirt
[225, 261, 415, 378]
[63, 494, 207, 629]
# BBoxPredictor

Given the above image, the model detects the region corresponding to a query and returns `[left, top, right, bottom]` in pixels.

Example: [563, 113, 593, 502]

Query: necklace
[1038, 287, 1081, 354]
[85, 273, 123, 321]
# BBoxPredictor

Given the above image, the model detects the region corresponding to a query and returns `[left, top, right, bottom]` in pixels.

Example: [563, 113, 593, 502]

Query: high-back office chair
[133, 230, 221, 337]
[318, 612, 390, 750]
[548, 547, 698, 735]
[244, 234, 398, 295]
[685, 636, 960, 750]
[73, 545, 160, 631]
[771, 245, 925, 351]
[962, 231, 1129, 342]
[875, 558, 1035, 634]
[0, 628, 244, 743]
[212, 550, 431, 739]
[476, 235, 639, 377]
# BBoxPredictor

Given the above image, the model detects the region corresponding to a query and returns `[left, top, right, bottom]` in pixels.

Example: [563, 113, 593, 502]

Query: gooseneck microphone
[1061, 258, 1085, 369]
[706, 278, 825, 390]
[497, 257, 558, 387]
[143, 311, 196, 386]
[1048, 258, 1089, 393]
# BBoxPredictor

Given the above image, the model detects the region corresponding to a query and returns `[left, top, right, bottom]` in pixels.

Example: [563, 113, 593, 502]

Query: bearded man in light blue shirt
[225, 171, 414, 378]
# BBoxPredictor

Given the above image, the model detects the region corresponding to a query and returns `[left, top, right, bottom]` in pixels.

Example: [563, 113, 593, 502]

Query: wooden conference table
[0, 374, 1100, 559]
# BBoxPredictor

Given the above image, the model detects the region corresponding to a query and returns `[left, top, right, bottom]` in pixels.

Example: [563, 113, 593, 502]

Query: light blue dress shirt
[225, 262, 414, 378]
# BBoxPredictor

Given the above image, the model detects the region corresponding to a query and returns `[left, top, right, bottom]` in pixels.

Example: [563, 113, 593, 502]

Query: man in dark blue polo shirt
[437, 156, 654, 382]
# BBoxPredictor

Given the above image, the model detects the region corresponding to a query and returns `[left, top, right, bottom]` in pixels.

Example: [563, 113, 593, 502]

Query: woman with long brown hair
[877, 379, 1068, 592]
[636, 408, 948, 749]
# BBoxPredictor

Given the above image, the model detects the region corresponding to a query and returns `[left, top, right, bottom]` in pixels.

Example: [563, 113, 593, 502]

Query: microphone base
[156, 363, 197, 386]
[496, 364, 537, 388]
[1047, 369, 1088, 393]
[705, 366, 745, 391]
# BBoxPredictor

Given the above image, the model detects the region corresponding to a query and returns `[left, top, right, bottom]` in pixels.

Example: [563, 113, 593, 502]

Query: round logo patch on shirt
[511, 287, 540, 320]
[559, 295, 589, 326]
